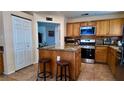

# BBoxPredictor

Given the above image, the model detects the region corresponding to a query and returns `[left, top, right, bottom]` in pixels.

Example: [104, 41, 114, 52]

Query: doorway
[37, 22, 60, 47]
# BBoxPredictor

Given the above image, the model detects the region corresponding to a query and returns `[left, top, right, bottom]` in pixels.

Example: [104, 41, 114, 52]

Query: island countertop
[38, 45, 81, 52]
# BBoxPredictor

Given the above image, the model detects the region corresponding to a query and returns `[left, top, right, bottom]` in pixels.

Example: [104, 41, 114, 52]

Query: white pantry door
[12, 15, 32, 71]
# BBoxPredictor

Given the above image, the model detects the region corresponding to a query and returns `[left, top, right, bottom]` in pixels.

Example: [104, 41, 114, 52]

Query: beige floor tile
[0, 63, 115, 81]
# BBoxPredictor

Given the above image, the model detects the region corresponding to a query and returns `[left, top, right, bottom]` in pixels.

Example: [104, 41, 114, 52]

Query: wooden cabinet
[109, 19, 123, 36]
[107, 47, 117, 76]
[95, 46, 108, 63]
[80, 21, 96, 27]
[96, 20, 109, 36]
[67, 23, 73, 36]
[73, 23, 80, 36]
[96, 18, 123, 36]
[80, 22, 87, 26]
[0, 53, 3, 74]
[66, 23, 80, 37]
[67, 18, 123, 37]
[75, 48, 81, 77]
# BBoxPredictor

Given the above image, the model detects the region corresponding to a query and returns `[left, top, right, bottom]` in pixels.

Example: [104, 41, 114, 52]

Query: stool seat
[57, 60, 69, 66]
[39, 58, 51, 63]
[37, 58, 52, 81]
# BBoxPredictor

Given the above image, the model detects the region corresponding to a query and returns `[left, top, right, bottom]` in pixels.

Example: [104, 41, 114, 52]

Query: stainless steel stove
[80, 39, 95, 64]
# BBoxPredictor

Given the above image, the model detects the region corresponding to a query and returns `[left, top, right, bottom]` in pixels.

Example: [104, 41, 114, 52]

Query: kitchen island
[38, 45, 81, 80]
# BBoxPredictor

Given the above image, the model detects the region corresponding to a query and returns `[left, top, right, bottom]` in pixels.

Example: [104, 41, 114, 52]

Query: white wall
[0, 12, 4, 46]
[67, 13, 124, 23]
[2, 11, 33, 74]
[33, 13, 66, 63]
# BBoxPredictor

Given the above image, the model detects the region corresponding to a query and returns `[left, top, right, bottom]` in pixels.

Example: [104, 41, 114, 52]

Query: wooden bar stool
[37, 58, 52, 81]
[56, 60, 70, 81]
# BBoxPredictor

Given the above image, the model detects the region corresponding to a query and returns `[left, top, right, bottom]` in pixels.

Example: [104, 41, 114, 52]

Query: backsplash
[65, 36, 122, 46]
[96, 36, 122, 45]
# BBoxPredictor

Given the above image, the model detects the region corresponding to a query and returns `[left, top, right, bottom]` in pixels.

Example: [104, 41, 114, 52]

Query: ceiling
[25, 11, 124, 19]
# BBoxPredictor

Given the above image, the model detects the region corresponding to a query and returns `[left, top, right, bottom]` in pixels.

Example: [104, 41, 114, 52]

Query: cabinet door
[87, 21, 96, 26]
[95, 46, 108, 63]
[107, 47, 111, 66]
[96, 20, 109, 36]
[80, 22, 87, 27]
[67, 23, 73, 36]
[109, 19, 123, 36]
[73, 23, 80, 36]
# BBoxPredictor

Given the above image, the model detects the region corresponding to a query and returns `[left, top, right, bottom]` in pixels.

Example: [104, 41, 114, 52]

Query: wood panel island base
[39, 46, 81, 80]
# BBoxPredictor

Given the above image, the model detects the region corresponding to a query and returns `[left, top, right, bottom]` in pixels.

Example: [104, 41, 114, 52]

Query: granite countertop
[96, 45, 120, 52]
[95, 45, 109, 47]
[109, 46, 121, 52]
[39, 45, 81, 52]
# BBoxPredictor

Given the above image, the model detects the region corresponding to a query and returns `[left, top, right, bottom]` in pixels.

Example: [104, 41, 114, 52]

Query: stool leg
[50, 62, 52, 79]
[43, 62, 46, 81]
[56, 64, 58, 81]
[68, 65, 70, 81]
[60, 66, 63, 80]
[36, 63, 40, 81]
[65, 66, 67, 81]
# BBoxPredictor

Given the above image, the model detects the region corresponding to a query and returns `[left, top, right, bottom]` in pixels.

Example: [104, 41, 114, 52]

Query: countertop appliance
[80, 26, 95, 36]
[65, 37, 80, 45]
[103, 38, 111, 45]
[80, 39, 95, 64]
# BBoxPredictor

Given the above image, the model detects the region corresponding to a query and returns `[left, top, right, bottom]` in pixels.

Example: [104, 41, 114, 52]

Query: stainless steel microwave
[80, 26, 95, 35]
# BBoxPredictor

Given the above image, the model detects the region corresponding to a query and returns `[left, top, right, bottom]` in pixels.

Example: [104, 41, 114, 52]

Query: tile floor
[77, 63, 115, 81]
[0, 63, 115, 81]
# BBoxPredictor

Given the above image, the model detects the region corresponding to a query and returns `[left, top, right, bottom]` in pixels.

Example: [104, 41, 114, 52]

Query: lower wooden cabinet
[0, 53, 3, 74]
[95, 46, 108, 63]
[75, 48, 81, 77]
[95, 46, 117, 76]
[107, 47, 117, 76]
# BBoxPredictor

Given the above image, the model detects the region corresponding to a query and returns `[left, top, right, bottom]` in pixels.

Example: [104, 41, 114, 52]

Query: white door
[12, 15, 32, 70]
[24, 19, 32, 67]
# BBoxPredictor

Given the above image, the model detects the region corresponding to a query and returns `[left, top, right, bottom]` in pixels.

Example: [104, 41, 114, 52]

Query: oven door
[81, 46, 95, 59]
[81, 48, 95, 59]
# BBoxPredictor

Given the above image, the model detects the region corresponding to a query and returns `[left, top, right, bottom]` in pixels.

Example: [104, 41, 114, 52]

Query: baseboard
[3, 70, 15, 75]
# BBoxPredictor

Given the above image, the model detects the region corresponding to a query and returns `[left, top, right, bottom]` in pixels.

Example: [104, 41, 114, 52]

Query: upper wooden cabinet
[67, 23, 73, 36]
[73, 23, 80, 36]
[96, 18, 124, 36]
[109, 19, 123, 36]
[67, 18, 124, 37]
[66, 23, 80, 37]
[96, 20, 109, 36]
[80, 21, 96, 27]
